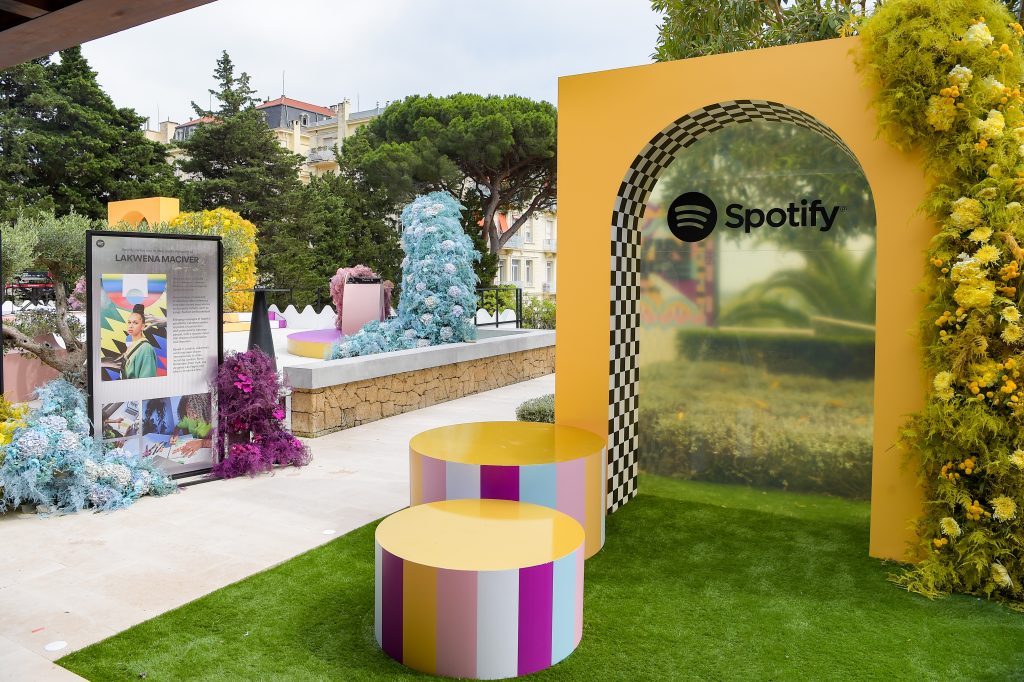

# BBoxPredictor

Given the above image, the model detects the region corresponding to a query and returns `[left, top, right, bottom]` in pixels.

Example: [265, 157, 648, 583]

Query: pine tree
[177, 51, 304, 281]
[0, 48, 176, 221]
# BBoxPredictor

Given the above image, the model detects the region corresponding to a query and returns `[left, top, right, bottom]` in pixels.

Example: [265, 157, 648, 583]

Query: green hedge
[676, 328, 874, 379]
[640, 358, 873, 499]
[516, 394, 554, 423]
[640, 412, 872, 499]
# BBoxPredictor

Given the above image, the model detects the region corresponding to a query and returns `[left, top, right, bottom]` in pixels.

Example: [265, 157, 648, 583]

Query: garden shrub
[640, 411, 872, 499]
[676, 328, 875, 379]
[640, 359, 873, 499]
[516, 394, 555, 423]
[523, 295, 556, 329]
[0, 397, 28, 502]
[112, 208, 258, 312]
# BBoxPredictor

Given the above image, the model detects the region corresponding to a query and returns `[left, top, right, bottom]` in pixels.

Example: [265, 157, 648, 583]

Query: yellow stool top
[376, 499, 585, 571]
[409, 421, 604, 466]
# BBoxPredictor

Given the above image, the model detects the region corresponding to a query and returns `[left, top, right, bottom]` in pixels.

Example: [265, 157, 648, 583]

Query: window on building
[526, 260, 533, 284]
[511, 259, 521, 283]
[525, 224, 533, 243]
[497, 260, 504, 283]
[546, 261, 554, 283]
[546, 220, 554, 240]
[300, 114, 309, 126]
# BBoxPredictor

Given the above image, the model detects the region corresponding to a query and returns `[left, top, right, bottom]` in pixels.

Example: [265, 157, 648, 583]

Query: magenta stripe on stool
[381, 548, 404, 661]
[421, 455, 447, 503]
[436, 569, 478, 678]
[517, 562, 554, 676]
[481, 465, 519, 500]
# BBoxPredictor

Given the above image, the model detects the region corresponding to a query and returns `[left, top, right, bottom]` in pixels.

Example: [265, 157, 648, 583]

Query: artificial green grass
[60, 475, 1024, 681]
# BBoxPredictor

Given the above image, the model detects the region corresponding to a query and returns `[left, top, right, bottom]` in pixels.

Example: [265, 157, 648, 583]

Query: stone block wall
[290, 346, 555, 437]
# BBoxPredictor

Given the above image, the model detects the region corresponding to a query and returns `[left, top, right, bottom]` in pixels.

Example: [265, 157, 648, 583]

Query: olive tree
[2, 212, 92, 388]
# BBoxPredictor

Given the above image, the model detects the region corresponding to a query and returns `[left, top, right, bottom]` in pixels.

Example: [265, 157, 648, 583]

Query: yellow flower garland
[861, 0, 1024, 607]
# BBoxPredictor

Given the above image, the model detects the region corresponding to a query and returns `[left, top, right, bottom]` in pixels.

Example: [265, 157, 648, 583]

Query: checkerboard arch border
[606, 99, 861, 513]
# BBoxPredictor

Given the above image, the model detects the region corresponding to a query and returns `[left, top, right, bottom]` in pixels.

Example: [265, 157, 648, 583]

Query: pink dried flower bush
[211, 348, 311, 478]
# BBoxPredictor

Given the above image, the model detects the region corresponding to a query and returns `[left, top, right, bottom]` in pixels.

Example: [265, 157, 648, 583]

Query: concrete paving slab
[0, 373, 555, 680]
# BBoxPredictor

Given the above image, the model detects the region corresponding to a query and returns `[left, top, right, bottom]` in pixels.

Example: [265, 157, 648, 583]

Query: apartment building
[144, 96, 384, 182]
[494, 210, 558, 299]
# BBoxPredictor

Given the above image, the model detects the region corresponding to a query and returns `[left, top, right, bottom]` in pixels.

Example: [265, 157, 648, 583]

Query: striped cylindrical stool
[375, 499, 585, 679]
[409, 422, 606, 558]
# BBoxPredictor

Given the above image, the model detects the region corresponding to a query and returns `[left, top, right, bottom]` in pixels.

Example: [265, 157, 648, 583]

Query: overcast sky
[79, 0, 662, 127]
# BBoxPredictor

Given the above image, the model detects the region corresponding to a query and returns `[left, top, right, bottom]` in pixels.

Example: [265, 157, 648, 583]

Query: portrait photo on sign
[98, 274, 169, 381]
[141, 393, 214, 466]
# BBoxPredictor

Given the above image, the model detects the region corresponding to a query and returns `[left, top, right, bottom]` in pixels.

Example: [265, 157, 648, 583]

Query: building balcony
[502, 234, 524, 249]
[543, 238, 557, 252]
[542, 282, 556, 294]
[307, 147, 335, 164]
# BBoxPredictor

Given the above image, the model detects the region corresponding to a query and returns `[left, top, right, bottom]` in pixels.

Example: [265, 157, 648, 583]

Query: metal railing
[543, 238, 557, 252]
[475, 286, 522, 328]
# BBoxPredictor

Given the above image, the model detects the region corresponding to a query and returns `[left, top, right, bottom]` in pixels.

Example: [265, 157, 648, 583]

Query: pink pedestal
[341, 282, 385, 335]
[286, 328, 342, 360]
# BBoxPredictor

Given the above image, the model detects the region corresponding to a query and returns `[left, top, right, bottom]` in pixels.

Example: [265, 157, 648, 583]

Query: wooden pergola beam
[0, 1, 53, 20]
[0, 0, 215, 69]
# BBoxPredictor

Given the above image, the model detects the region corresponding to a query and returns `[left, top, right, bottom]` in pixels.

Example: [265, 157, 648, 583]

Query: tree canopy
[271, 157, 404, 308]
[0, 48, 176, 221]
[651, 0, 865, 61]
[176, 51, 304, 281]
[347, 93, 557, 282]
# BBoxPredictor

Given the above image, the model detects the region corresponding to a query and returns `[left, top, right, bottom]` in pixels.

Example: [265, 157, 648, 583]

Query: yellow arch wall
[107, 197, 180, 226]
[555, 37, 928, 561]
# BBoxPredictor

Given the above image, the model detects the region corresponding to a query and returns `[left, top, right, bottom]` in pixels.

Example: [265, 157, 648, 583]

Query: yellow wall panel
[555, 37, 927, 561]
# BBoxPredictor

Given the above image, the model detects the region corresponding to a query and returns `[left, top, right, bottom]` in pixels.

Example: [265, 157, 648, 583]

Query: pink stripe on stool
[421, 455, 447, 503]
[518, 562, 554, 676]
[436, 569, 477, 677]
[575, 546, 584, 643]
[556, 458, 587, 531]
[481, 465, 519, 500]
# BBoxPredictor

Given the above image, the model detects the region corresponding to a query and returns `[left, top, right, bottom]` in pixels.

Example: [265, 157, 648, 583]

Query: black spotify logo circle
[668, 192, 717, 243]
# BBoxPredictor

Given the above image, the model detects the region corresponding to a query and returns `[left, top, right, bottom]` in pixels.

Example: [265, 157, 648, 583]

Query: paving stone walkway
[0, 374, 555, 681]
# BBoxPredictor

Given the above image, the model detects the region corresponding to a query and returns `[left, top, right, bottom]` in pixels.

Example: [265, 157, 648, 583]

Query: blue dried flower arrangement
[0, 379, 177, 514]
[332, 192, 480, 358]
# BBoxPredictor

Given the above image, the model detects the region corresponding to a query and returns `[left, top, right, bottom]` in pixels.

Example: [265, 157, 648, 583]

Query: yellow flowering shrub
[861, 0, 1024, 607]
[0, 398, 27, 447]
[110, 208, 259, 312]
[168, 208, 258, 312]
[0, 397, 28, 500]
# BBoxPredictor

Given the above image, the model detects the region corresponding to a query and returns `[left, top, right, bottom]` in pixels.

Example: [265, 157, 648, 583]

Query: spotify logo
[667, 192, 844, 242]
[667, 192, 718, 243]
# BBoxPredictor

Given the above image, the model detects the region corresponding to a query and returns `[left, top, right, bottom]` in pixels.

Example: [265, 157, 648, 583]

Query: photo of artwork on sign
[98, 273, 169, 381]
[100, 400, 141, 448]
[141, 393, 214, 466]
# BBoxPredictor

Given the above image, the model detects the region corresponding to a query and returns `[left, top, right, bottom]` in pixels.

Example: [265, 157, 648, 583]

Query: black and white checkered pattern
[606, 100, 857, 513]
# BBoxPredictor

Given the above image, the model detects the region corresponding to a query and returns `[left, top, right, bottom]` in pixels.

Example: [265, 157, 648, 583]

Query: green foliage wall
[861, 0, 1024, 607]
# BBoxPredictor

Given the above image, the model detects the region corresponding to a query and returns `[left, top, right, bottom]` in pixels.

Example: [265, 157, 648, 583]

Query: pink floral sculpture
[330, 264, 381, 331]
[68, 276, 87, 311]
[211, 348, 311, 478]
